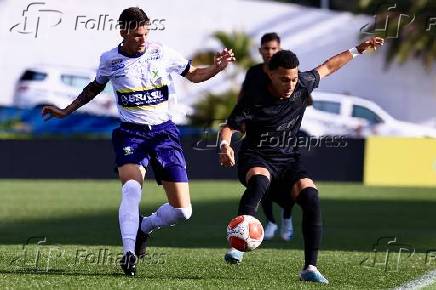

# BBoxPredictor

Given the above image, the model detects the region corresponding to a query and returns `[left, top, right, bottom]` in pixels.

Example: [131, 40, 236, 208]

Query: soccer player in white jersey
[42, 7, 235, 276]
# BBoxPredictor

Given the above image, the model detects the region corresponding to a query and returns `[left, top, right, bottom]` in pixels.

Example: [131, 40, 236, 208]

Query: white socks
[140, 202, 192, 234]
[119, 180, 142, 254]
[119, 180, 192, 254]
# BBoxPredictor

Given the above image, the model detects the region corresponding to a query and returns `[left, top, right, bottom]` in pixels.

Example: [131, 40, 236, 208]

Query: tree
[268, 0, 435, 69]
[188, 89, 239, 128]
[189, 31, 255, 127]
[191, 31, 255, 70]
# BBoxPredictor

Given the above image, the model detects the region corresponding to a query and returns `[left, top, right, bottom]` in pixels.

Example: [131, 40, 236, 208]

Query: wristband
[349, 47, 360, 58]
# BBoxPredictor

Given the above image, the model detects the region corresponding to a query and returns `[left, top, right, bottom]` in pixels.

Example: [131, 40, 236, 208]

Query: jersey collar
[118, 43, 145, 58]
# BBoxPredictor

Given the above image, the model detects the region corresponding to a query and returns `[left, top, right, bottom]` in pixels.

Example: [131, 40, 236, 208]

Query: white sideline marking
[395, 270, 436, 290]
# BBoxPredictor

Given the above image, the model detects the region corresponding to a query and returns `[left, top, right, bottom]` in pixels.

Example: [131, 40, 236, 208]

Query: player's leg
[225, 167, 271, 264]
[140, 180, 192, 235]
[292, 178, 328, 283]
[261, 191, 278, 240]
[117, 163, 146, 276]
[238, 167, 271, 216]
[118, 164, 146, 254]
[139, 123, 192, 239]
[281, 204, 294, 241]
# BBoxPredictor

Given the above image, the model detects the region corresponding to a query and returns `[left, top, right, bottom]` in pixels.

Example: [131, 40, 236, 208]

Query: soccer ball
[226, 215, 264, 252]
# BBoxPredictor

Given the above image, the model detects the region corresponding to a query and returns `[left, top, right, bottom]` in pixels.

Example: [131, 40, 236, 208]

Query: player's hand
[41, 105, 68, 121]
[214, 48, 236, 72]
[219, 144, 235, 167]
[356, 37, 384, 54]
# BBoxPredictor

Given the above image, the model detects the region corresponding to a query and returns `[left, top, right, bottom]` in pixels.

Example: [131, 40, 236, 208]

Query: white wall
[1, 0, 435, 122]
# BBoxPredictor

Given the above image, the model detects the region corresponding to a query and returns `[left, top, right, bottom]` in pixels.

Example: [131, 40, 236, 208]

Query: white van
[301, 92, 436, 138]
[13, 65, 119, 117]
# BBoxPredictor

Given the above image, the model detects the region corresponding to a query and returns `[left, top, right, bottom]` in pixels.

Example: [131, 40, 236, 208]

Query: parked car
[301, 92, 436, 138]
[13, 65, 118, 116]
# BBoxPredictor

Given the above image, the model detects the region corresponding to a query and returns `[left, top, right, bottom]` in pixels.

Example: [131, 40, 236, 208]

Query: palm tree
[189, 31, 256, 127]
[191, 31, 256, 70]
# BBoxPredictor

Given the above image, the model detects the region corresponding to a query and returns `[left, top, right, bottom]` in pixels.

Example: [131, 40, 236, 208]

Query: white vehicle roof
[24, 65, 98, 77]
[311, 91, 395, 122]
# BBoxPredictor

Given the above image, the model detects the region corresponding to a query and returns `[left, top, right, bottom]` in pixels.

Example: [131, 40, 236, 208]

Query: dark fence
[0, 138, 364, 181]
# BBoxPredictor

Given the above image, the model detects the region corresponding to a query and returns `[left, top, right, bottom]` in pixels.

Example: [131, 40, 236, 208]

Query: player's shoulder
[298, 69, 320, 85]
[99, 46, 119, 62]
[246, 63, 263, 75]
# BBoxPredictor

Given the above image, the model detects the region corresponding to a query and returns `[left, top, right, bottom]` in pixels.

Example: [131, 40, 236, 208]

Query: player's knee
[292, 178, 316, 199]
[246, 167, 271, 183]
[121, 179, 142, 203]
[297, 187, 319, 208]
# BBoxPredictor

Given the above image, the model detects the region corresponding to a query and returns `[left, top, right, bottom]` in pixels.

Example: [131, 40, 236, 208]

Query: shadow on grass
[0, 269, 205, 280]
[1, 198, 435, 252]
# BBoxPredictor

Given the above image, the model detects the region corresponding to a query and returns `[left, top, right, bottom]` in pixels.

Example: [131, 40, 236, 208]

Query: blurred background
[0, 0, 435, 186]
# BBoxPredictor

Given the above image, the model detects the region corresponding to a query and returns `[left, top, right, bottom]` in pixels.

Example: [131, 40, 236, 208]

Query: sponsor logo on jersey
[116, 85, 169, 107]
[111, 59, 125, 71]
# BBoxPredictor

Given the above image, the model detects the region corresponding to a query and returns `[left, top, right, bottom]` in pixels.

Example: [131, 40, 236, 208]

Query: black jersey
[227, 69, 320, 162]
[240, 64, 270, 102]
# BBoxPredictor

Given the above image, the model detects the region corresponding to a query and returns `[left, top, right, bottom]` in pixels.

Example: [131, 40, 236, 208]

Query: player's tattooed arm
[41, 81, 106, 120]
[316, 37, 384, 79]
[185, 48, 236, 83]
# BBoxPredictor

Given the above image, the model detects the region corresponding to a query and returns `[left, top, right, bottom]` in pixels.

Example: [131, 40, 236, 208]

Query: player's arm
[219, 125, 236, 167]
[316, 37, 384, 79]
[185, 48, 236, 83]
[41, 80, 106, 120]
[219, 98, 250, 167]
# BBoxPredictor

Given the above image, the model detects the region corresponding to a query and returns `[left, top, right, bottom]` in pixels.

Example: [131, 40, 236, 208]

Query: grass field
[0, 180, 435, 289]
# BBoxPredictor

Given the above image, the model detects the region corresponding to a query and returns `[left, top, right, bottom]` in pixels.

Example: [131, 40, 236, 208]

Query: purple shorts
[112, 120, 188, 185]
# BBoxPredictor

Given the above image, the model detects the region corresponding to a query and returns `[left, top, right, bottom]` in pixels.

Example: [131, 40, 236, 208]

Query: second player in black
[219, 36, 384, 284]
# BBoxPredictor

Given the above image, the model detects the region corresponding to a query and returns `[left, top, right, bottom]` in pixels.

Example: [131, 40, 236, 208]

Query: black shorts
[238, 150, 310, 207]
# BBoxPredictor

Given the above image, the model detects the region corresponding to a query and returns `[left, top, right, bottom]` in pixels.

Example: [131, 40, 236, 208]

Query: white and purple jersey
[96, 42, 190, 125]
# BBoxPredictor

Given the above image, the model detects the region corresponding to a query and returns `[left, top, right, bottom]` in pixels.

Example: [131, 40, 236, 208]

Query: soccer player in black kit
[219, 36, 384, 283]
[240, 32, 295, 241]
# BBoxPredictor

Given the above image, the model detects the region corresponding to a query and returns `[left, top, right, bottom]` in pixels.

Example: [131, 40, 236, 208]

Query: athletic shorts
[112, 120, 188, 185]
[237, 150, 310, 206]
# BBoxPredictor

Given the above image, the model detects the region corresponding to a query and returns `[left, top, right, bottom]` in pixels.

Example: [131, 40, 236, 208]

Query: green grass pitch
[0, 180, 435, 289]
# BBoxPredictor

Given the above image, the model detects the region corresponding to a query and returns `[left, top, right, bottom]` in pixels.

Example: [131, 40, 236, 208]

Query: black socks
[296, 187, 322, 269]
[238, 174, 270, 216]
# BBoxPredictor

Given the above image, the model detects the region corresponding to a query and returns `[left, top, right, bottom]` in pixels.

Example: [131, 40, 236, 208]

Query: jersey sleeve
[95, 53, 111, 84]
[299, 69, 320, 94]
[163, 45, 191, 77]
[226, 99, 253, 131]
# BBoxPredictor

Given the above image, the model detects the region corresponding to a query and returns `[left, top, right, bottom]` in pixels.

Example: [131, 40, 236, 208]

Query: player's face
[259, 40, 280, 63]
[121, 25, 149, 54]
[268, 67, 299, 98]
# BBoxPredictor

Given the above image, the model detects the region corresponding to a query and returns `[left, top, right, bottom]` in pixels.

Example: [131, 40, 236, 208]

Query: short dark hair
[118, 7, 150, 30]
[261, 32, 280, 45]
[268, 50, 299, 70]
